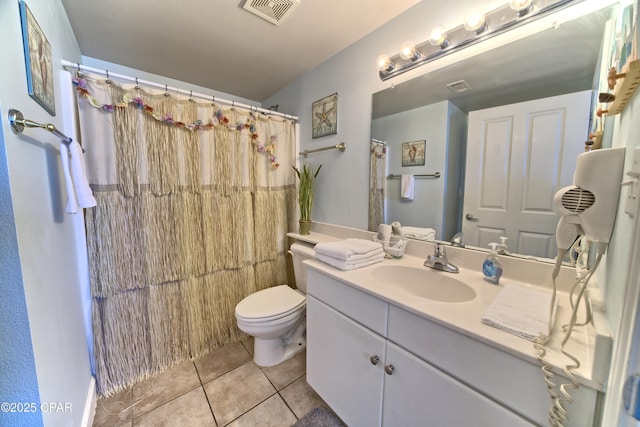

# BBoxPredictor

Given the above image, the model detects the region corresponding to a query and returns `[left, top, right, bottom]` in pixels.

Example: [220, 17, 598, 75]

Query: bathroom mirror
[370, 3, 616, 261]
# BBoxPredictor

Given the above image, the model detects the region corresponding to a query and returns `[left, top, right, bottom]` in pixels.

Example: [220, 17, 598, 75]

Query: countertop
[290, 230, 610, 391]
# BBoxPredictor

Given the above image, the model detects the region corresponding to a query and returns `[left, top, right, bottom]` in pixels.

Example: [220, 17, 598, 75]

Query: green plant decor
[292, 163, 322, 221]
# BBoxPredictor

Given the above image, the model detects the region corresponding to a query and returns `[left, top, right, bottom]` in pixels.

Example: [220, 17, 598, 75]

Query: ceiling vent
[242, 0, 300, 25]
[446, 80, 472, 94]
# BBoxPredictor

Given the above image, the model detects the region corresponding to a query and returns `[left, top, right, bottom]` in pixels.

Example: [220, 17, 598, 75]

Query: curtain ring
[164, 84, 170, 97]
[105, 70, 111, 84]
[211, 95, 216, 107]
[189, 90, 193, 102]
[231, 100, 235, 109]
[134, 77, 140, 90]
[76, 63, 83, 77]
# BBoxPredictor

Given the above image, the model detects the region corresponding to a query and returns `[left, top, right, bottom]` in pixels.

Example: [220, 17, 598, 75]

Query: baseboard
[81, 376, 97, 427]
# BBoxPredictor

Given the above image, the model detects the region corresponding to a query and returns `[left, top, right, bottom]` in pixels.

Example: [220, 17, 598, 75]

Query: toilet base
[253, 335, 306, 367]
[250, 313, 307, 367]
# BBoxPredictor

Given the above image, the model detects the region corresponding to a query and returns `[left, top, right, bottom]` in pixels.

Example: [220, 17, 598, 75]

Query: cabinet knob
[385, 364, 395, 375]
[370, 355, 380, 365]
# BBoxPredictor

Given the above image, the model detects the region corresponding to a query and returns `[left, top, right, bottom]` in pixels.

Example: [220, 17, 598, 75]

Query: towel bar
[299, 142, 346, 158]
[387, 172, 440, 179]
[8, 109, 73, 145]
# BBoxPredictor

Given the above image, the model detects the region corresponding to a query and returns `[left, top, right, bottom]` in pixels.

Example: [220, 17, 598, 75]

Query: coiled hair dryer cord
[535, 245, 602, 426]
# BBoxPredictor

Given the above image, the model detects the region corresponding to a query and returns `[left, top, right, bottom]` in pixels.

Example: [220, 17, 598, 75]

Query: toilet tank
[289, 242, 316, 294]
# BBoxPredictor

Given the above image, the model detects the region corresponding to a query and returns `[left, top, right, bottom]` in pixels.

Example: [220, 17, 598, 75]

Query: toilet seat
[235, 285, 305, 323]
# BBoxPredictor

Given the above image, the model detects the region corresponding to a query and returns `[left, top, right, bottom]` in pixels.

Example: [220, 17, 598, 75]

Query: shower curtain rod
[61, 60, 299, 121]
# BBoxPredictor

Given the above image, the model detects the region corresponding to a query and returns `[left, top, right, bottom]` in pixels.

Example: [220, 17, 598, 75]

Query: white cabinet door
[382, 342, 534, 427]
[307, 295, 386, 427]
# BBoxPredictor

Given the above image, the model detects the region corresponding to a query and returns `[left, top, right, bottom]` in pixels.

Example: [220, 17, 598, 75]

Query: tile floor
[92, 338, 335, 426]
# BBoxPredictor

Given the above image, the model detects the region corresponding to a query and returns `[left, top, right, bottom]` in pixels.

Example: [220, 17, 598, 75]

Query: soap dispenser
[482, 243, 503, 284]
[498, 236, 510, 256]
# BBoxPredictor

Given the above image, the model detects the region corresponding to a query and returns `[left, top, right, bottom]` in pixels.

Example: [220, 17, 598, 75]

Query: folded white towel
[60, 140, 97, 213]
[314, 238, 383, 261]
[60, 142, 78, 214]
[401, 174, 414, 200]
[315, 252, 385, 271]
[401, 226, 436, 241]
[481, 284, 556, 341]
[69, 140, 97, 208]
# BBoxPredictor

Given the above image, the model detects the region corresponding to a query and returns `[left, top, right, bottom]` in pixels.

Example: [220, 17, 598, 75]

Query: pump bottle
[482, 243, 503, 284]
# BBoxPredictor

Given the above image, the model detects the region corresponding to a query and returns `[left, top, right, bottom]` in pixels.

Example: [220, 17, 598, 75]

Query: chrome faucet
[424, 243, 459, 273]
[450, 232, 464, 248]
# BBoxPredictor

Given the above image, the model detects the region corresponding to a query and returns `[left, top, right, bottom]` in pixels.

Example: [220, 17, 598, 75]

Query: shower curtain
[368, 140, 386, 231]
[74, 73, 297, 396]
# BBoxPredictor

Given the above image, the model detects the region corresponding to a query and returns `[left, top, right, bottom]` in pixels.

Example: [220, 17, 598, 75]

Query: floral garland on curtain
[72, 76, 280, 168]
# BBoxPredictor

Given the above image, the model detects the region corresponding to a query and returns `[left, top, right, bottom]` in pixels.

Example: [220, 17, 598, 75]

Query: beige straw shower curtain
[368, 140, 386, 231]
[74, 73, 297, 396]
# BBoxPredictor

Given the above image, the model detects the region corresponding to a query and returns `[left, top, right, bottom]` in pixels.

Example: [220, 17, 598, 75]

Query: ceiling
[60, 0, 421, 102]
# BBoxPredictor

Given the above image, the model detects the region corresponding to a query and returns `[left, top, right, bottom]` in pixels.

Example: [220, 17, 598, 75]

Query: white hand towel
[68, 140, 97, 209]
[60, 140, 97, 213]
[315, 252, 385, 270]
[401, 174, 414, 200]
[314, 238, 383, 261]
[401, 226, 436, 241]
[60, 142, 79, 214]
[481, 284, 556, 341]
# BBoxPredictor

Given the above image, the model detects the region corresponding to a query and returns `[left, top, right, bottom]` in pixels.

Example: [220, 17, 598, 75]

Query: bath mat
[293, 407, 346, 427]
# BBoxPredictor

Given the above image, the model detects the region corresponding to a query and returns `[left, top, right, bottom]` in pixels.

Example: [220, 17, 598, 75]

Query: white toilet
[235, 242, 315, 367]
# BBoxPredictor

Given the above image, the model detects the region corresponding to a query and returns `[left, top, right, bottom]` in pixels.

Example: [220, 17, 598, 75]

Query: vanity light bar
[378, 0, 577, 81]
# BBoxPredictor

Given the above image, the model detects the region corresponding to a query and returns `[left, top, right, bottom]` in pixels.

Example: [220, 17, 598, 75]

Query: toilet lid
[235, 285, 305, 320]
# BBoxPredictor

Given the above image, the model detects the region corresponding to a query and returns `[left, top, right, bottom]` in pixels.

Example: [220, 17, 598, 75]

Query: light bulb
[399, 41, 420, 61]
[510, 0, 533, 16]
[429, 25, 449, 48]
[464, 9, 487, 33]
[376, 54, 394, 72]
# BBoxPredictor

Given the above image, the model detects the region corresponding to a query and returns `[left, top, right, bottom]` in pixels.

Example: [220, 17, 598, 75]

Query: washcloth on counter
[315, 252, 385, 271]
[401, 226, 436, 241]
[481, 283, 556, 341]
[401, 174, 415, 200]
[314, 238, 383, 261]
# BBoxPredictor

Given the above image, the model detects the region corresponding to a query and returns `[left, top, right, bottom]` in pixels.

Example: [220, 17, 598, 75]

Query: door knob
[385, 364, 395, 375]
[370, 355, 380, 365]
[465, 213, 479, 222]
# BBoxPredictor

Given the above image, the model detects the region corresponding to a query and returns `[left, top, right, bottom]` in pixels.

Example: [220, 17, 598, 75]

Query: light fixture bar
[379, 0, 577, 81]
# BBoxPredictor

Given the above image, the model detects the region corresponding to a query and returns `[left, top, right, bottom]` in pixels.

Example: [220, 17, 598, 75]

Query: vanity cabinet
[306, 268, 600, 427]
[306, 269, 533, 426]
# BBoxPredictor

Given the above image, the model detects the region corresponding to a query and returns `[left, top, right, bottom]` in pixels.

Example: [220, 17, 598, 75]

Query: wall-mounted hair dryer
[554, 147, 626, 251]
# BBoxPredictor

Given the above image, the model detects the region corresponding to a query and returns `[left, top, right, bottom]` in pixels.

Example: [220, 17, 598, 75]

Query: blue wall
[0, 107, 42, 427]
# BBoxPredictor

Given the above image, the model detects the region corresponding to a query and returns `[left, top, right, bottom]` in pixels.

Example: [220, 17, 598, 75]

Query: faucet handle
[434, 243, 446, 257]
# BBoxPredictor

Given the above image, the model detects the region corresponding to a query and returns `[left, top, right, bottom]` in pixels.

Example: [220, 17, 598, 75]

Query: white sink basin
[371, 265, 476, 303]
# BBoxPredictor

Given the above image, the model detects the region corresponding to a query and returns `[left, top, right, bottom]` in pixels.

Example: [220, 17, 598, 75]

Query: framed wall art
[19, 0, 56, 115]
[312, 93, 337, 139]
[401, 140, 426, 167]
